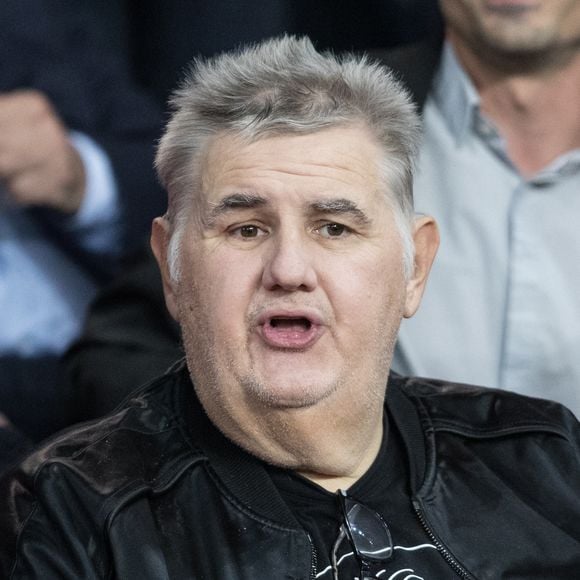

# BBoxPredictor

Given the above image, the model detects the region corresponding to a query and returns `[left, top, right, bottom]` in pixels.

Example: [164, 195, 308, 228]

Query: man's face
[153, 125, 434, 432]
[439, 0, 580, 57]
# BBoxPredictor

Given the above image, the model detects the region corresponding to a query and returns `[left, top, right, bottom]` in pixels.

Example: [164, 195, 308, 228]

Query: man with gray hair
[1, 36, 578, 579]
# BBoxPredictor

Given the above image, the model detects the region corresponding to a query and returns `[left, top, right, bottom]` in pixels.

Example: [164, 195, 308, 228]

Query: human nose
[261, 230, 318, 292]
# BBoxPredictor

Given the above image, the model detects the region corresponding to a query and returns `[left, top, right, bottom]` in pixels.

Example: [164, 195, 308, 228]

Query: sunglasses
[331, 489, 394, 580]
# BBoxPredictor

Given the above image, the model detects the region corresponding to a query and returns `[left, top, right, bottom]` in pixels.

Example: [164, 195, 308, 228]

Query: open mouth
[260, 315, 320, 349]
[268, 317, 312, 331]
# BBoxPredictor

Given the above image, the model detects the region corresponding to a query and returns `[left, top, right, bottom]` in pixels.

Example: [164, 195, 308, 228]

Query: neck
[449, 34, 580, 176]
[296, 411, 384, 492]
[202, 385, 386, 492]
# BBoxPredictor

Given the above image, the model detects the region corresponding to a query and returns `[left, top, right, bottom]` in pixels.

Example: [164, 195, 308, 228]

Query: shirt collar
[431, 43, 580, 175]
[431, 41, 481, 144]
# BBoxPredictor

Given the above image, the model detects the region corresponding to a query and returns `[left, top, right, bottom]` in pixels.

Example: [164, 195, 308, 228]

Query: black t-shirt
[268, 412, 457, 579]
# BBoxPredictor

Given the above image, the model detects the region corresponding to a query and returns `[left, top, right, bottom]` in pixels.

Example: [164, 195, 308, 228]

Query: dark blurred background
[89, 0, 441, 104]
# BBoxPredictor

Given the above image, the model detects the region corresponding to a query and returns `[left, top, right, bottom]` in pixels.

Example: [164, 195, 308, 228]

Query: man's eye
[231, 224, 264, 239]
[319, 223, 349, 238]
[240, 225, 259, 237]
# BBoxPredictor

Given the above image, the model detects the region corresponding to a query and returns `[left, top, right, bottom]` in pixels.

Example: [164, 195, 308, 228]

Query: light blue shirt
[0, 132, 120, 357]
[393, 43, 580, 416]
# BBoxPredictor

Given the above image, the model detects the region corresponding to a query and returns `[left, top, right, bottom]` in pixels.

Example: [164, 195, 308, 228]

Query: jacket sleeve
[40, 1, 166, 259]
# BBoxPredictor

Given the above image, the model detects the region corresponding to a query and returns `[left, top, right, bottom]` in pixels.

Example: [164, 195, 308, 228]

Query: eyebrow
[204, 193, 267, 226]
[203, 193, 371, 227]
[308, 198, 371, 226]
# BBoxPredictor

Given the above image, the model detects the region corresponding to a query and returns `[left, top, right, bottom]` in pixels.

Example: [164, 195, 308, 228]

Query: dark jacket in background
[65, 248, 181, 420]
[104, 0, 442, 104]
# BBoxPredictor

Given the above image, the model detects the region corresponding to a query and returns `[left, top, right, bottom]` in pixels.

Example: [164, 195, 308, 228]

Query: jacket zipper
[308, 534, 318, 579]
[412, 500, 473, 579]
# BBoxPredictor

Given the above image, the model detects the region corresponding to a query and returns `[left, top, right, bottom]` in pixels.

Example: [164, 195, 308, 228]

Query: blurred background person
[0, 0, 164, 463]
[389, 0, 580, 416]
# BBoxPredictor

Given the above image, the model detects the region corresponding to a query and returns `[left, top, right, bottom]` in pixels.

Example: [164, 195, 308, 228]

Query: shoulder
[14, 363, 200, 487]
[389, 375, 580, 572]
[31, 365, 192, 471]
[0, 364, 203, 576]
[393, 374, 579, 441]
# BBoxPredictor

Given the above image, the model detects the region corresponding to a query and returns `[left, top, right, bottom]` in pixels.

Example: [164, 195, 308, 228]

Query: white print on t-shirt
[315, 542, 437, 578]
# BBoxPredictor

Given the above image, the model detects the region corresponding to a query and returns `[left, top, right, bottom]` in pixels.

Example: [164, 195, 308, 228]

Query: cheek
[562, 11, 580, 40]
[325, 248, 406, 327]
[181, 248, 260, 332]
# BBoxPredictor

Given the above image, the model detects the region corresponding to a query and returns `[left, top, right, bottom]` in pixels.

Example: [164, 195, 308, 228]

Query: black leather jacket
[1, 363, 579, 579]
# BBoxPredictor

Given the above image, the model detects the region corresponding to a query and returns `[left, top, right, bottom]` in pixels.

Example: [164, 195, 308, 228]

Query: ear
[403, 215, 439, 318]
[150, 217, 180, 321]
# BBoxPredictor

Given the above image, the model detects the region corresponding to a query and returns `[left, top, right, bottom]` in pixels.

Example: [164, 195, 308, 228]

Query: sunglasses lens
[344, 498, 393, 561]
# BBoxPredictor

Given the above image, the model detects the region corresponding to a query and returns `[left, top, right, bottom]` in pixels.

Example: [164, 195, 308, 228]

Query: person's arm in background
[54, 1, 166, 264]
[0, 0, 165, 464]
[0, 91, 86, 214]
[1, 0, 165, 277]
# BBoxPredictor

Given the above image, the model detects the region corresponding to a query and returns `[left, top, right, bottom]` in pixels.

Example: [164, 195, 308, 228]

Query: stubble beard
[449, 6, 580, 73]
[180, 294, 397, 417]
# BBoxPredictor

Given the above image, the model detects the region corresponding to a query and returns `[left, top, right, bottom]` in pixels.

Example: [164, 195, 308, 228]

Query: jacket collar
[386, 372, 426, 495]
[178, 365, 302, 530]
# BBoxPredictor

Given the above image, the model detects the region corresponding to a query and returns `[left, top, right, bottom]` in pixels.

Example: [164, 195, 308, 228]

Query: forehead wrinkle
[259, 158, 375, 184]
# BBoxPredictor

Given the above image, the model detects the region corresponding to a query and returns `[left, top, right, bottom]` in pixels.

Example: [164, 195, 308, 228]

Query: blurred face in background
[439, 0, 580, 63]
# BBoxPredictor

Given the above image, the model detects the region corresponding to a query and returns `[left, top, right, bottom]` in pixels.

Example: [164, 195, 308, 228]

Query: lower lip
[259, 321, 322, 349]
